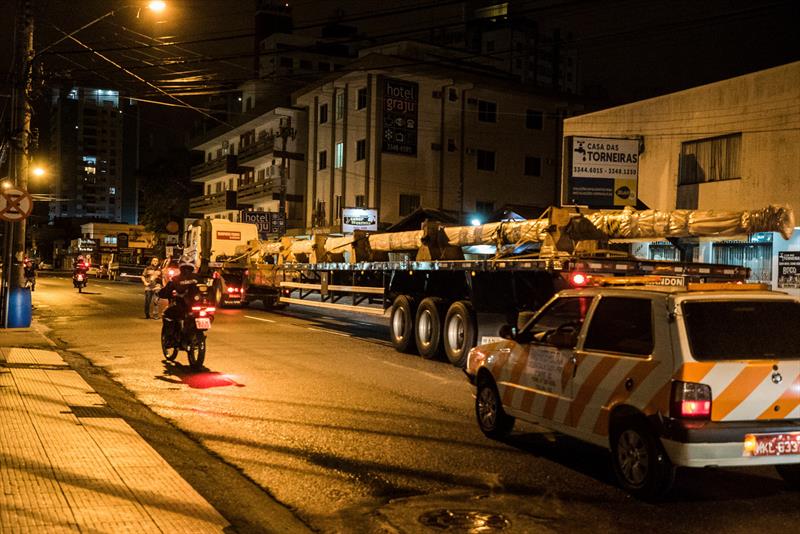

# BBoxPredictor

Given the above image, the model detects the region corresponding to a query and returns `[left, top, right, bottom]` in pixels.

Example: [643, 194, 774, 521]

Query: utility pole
[9, 0, 34, 289]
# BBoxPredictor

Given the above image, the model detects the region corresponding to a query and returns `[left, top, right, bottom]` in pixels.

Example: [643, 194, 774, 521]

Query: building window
[279, 57, 293, 69]
[257, 168, 266, 181]
[526, 109, 543, 129]
[357, 87, 368, 110]
[335, 142, 344, 168]
[335, 92, 345, 120]
[215, 182, 222, 193]
[206, 184, 212, 195]
[478, 100, 497, 122]
[356, 139, 366, 161]
[318, 61, 330, 71]
[319, 103, 328, 124]
[399, 194, 421, 216]
[355, 194, 365, 207]
[679, 133, 741, 185]
[476, 149, 496, 171]
[299, 59, 312, 70]
[524, 156, 542, 176]
[476, 200, 493, 216]
[319, 150, 327, 170]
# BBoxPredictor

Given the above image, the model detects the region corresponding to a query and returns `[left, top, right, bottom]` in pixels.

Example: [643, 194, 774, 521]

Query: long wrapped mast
[250, 205, 795, 261]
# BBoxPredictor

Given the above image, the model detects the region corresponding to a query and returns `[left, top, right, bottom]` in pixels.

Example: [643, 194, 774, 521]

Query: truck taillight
[570, 272, 588, 286]
[670, 381, 712, 419]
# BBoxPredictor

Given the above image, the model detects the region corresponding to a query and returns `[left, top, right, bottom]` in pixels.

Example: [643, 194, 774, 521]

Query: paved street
[30, 275, 800, 533]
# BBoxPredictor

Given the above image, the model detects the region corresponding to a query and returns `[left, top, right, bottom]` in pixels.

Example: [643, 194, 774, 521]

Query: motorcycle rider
[158, 260, 200, 347]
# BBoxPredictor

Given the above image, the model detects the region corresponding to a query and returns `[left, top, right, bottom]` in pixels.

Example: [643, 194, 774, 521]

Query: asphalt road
[32, 275, 800, 533]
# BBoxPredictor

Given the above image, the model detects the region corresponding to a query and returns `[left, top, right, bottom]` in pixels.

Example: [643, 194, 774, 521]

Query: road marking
[245, 315, 276, 323]
[307, 327, 350, 337]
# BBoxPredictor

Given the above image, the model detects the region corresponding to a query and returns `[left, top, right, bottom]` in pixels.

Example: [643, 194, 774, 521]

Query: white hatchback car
[465, 282, 800, 498]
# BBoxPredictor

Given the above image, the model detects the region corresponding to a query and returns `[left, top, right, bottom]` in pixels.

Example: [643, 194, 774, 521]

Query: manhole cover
[418, 509, 510, 531]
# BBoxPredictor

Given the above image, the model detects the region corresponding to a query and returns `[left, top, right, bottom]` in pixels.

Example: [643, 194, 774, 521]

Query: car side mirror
[498, 324, 515, 339]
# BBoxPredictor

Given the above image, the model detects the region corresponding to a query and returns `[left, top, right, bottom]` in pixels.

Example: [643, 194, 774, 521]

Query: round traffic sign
[0, 187, 33, 222]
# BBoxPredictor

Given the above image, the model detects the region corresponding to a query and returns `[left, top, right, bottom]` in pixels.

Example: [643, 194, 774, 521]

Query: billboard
[777, 251, 800, 289]
[568, 136, 640, 208]
[381, 77, 418, 156]
[241, 211, 286, 238]
[342, 208, 378, 233]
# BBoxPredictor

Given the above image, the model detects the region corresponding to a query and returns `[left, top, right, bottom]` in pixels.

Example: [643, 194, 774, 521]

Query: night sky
[1, 0, 798, 149]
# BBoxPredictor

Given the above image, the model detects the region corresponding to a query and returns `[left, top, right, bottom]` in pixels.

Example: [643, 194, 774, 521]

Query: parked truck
[191, 205, 796, 366]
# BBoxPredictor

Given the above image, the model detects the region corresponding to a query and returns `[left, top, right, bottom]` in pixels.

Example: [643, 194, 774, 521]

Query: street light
[31, 166, 45, 178]
[36, 2, 168, 57]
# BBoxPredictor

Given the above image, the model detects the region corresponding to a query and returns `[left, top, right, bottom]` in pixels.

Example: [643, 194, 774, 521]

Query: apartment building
[294, 43, 582, 230]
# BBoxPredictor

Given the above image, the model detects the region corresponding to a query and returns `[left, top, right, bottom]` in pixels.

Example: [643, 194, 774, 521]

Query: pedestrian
[141, 257, 162, 319]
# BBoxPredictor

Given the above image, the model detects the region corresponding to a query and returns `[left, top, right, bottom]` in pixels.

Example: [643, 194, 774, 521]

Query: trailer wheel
[212, 281, 226, 308]
[415, 297, 444, 360]
[443, 300, 477, 367]
[390, 295, 416, 353]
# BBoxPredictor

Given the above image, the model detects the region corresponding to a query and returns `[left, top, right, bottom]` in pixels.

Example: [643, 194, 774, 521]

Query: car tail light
[570, 272, 588, 287]
[227, 287, 240, 294]
[213, 271, 220, 279]
[671, 381, 712, 419]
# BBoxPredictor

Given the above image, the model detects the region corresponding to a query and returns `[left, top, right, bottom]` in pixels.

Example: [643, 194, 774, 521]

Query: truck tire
[415, 297, 444, 360]
[212, 280, 226, 308]
[390, 295, 416, 353]
[443, 300, 477, 367]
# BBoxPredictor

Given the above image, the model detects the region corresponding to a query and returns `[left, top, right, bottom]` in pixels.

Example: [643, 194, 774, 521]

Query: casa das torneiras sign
[241, 211, 286, 238]
[568, 136, 640, 208]
[382, 78, 418, 156]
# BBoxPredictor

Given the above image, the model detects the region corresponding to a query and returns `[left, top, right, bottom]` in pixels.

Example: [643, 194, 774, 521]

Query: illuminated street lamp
[36, 2, 168, 57]
[31, 166, 46, 178]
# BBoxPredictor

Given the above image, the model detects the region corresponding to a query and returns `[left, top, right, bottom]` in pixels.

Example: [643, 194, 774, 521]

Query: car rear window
[682, 300, 800, 360]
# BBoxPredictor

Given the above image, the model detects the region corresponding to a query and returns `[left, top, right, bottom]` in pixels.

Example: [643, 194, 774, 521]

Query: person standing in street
[141, 257, 162, 319]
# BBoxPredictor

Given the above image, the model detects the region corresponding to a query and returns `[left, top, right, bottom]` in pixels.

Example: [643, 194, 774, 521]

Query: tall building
[49, 87, 130, 222]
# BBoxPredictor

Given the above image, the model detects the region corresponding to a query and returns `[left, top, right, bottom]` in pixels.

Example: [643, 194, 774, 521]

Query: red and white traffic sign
[0, 187, 33, 222]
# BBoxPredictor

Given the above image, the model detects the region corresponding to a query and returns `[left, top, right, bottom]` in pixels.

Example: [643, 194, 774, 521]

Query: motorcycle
[73, 270, 88, 292]
[161, 285, 215, 369]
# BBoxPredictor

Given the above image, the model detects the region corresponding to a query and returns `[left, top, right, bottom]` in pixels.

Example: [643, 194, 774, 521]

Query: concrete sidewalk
[0, 328, 229, 533]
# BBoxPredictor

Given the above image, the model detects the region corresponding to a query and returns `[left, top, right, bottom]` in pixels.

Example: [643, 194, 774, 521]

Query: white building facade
[294, 49, 581, 230]
[189, 107, 308, 229]
[562, 62, 800, 295]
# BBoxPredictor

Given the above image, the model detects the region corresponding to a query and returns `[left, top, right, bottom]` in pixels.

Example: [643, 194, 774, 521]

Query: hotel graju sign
[381, 78, 418, 156]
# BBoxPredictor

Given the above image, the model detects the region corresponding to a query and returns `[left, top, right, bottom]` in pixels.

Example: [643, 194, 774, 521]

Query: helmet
[179, 260, 195, 272]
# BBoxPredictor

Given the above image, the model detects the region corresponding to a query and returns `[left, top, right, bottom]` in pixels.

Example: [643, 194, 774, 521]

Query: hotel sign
[381, 78, 418, 156]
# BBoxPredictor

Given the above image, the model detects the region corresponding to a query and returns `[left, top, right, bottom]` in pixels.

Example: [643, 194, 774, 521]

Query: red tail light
[205, 307, 216, 313]
[671, 381, 712, 420]
[213, 271, 220, 279]
[570, 272, 588, 287]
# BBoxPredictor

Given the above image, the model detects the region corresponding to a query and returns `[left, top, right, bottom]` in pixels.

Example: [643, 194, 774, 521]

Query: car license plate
[195, 317, 211, 330]
[744, 432, 800, 456]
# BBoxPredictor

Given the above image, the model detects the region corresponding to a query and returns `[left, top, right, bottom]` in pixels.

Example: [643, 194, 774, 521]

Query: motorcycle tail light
[205, 307, 216, 313]
[670, 381, 712, 420]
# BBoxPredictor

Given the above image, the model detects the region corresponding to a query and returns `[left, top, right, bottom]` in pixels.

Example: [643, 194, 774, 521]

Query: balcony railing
[237, 136, 275, 164]
[189, 191, 230, 212]
[237, 179, 280, 202]
[190, 154, 238, 180]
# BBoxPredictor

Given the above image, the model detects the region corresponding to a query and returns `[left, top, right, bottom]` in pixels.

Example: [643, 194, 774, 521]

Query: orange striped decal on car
[501, 345, 529, 406]
[566, 358, 619, 426]
[757, 374, 800, 420]
[593, 359, 660, 436]
[711, 365, 774, 421]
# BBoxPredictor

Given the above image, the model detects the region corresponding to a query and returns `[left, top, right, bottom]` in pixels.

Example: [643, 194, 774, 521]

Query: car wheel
[776, 464, 800, 489]
[611, 419, 675, 499]
[415, 297, 444, 360]
[443, 300, 477, 367]
[475, 377, 515, 439]
[389, 295, 416, 353]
